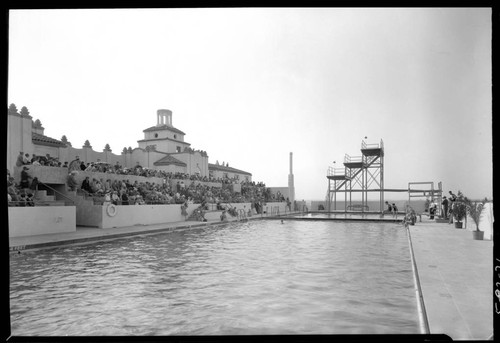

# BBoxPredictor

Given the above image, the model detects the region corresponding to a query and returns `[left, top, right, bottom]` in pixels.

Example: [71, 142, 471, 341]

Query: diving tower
[326, 139, 385, 212]
[326, 139, 443, 214]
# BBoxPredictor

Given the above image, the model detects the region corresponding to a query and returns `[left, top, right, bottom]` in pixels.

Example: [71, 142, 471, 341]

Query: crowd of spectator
[7, 169, 36, 207]
[79, 176, 275, 207]
[9, 152, 286, 208]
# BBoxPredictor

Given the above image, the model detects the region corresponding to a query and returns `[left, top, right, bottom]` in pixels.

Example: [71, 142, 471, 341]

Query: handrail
[38, 181, 75, 205]
[361, 140, 381, 150]
[344, 155, 363, 163]
[327, 166, 347, 177]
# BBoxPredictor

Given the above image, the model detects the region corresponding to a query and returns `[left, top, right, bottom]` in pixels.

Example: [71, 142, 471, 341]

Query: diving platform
[326, 167, 350, 181]
[343, 154, 365, 169]
[361, 140, 384, 157]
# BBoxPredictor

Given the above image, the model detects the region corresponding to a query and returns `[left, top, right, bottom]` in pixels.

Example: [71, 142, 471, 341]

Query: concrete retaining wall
[8, 206, 76, 237]
[82, 201, 288, 229]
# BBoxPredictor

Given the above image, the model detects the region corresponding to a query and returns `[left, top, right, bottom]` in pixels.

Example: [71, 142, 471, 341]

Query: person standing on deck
[441, 196, 449, 219]
[392, 203, 398, 219]
[384, 201, 392, 214]
[448, 191, 457, 224]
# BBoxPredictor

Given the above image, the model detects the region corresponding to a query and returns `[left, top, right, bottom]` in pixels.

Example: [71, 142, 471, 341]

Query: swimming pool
[10, 220, 421, 335]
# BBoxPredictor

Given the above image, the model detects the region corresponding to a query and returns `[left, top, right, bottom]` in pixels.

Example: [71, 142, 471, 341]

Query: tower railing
[327, 166, 347, 177]
[344, 154, 363, 164]
[361, 139, 384, 150]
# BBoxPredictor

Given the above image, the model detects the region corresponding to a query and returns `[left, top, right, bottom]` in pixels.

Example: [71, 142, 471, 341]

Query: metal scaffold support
[326, 139, 385, 213]
[408, 181, 443, 216]
[325, 139, 444, 215]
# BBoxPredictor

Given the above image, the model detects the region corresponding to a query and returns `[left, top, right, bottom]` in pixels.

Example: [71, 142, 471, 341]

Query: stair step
[36, 190, 48, 197]
[34, 200, 66, 206]
[66, 190, 77, 197]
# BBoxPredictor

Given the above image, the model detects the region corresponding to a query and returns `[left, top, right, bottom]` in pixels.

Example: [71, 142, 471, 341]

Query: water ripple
[10, 220, 420, 336]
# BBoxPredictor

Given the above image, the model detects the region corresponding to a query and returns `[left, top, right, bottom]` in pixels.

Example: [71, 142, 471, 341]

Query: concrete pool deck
[9, 215, 493, 339]
[408, 219, 493, 340]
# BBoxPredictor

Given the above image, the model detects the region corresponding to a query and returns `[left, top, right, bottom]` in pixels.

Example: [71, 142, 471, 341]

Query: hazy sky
[8, 8, 492, 201]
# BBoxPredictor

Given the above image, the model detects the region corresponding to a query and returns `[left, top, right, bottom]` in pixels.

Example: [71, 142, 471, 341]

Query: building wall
[7, 114, 34, 172]
[7, 111, 250, 184]
[138, 138, 190, 154]
[8, 206, 76, 237]
[174, 151, 209, 176]
[144, 130, 185, 142]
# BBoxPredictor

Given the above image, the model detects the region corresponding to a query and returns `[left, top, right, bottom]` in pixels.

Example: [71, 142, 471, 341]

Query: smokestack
[288, 152, 295, 204]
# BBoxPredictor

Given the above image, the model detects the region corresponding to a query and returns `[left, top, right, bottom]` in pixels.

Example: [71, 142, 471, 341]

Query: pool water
[295, 213, 400, 220]
[10, 220, 421, 336]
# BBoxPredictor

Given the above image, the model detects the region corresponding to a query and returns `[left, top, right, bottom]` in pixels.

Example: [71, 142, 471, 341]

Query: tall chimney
[288, 152, 295, 204]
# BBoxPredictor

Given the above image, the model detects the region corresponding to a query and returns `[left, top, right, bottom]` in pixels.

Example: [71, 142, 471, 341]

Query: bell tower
[157, 109, 173, 127]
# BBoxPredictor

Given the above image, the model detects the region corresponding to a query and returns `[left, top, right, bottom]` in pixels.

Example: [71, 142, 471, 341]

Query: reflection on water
[10, 220, 420, 336]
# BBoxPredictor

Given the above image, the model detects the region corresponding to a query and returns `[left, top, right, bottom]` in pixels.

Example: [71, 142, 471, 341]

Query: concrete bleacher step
[34, 191, 56, 202]
[36, 190, 48, 198]
[65, 190, 78, 197]
[34, 200, 66, 206]
[57, 191, 94, 206]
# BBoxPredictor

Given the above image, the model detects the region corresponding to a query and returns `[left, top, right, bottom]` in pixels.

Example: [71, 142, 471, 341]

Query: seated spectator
[92, 179, 104, 195]
[134, 195, 145, 205]
[120, 190, 129, 205]
[7, 178, 21, 205]
[111, 191, 120, 205]
[20, 166, 31, 192]
[103, 191, 111, 205]
[32, 157, 41, 166]
[81, 176, 92, 194]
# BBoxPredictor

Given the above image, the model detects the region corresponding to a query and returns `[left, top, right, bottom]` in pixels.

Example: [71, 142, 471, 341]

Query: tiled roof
[32, 132, 66, 147]
[143, 125, 186, 135]
[208, 163, 252, 176]
[153, 154, 187, 167]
